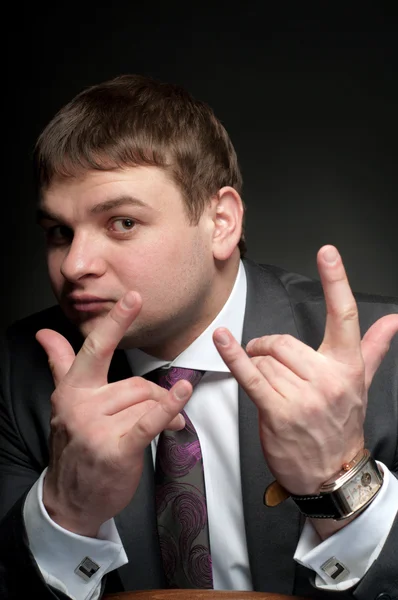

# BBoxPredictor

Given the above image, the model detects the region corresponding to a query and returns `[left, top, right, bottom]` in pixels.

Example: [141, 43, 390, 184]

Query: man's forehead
[38, 166, 184, 219]
[43, 166, 176, 196]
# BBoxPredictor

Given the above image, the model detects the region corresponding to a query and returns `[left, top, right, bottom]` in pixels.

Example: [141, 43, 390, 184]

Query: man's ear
[211, 187, 244, 260]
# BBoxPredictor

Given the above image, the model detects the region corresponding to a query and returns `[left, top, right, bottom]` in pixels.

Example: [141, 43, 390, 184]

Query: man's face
[39, 166, 221, 357]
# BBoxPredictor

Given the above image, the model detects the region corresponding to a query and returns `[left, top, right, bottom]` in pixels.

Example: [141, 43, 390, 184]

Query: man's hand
[36, 291, 192, 537]
[213, 245, 398, 499]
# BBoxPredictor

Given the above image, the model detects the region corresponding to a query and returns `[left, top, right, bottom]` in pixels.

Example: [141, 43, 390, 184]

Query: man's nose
[60, 232, 107, 282]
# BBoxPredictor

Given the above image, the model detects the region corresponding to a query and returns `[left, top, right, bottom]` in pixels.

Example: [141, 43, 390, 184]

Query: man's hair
[34, 74, 246, 254]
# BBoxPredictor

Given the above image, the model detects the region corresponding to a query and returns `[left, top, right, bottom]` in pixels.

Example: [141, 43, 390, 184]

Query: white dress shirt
[24, 261, 398, 599]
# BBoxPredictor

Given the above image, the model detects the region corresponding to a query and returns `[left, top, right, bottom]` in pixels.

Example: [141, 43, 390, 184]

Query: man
[0, 74, 397, 600]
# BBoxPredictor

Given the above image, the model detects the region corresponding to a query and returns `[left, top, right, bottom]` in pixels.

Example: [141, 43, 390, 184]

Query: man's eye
[110, 218, 136, 232]
[46, 225, 73, 243]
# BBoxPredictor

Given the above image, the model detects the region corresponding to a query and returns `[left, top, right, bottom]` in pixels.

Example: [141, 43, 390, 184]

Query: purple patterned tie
[151, 366, 213, 589]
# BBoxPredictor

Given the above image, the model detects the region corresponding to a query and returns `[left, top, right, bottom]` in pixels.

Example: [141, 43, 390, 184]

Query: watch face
[343, 465, 381, 511]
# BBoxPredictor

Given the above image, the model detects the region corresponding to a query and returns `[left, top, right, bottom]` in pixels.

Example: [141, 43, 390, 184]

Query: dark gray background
[3, 3, 397, 334]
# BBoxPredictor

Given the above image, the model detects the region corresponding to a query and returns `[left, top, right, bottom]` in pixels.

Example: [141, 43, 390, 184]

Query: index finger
[317, 245, 361, 360]
[65, 291, 142, 387]
[212, 327, 278, 412]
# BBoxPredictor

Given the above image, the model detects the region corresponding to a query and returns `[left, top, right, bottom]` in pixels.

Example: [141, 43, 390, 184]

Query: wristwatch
[290, 448, 383, 520]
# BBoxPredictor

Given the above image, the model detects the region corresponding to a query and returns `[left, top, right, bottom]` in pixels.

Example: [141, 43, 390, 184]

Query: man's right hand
[36, 291, 192, 537]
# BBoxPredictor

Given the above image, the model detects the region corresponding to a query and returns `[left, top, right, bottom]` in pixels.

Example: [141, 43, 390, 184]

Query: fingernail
[121, 292, 136, 309]
[214, 330, 230, 346]
[323, 246, 338, 263]
[174, 384, 190, 401]
[246, 337, 258, 352]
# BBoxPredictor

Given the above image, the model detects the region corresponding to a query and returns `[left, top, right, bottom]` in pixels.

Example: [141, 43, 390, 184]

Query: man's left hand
[213, 245, 398, 497]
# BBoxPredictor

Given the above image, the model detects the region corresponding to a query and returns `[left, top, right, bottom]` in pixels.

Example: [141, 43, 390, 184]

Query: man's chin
[70, 311, 143, 348]
[65, 309, 109, 338]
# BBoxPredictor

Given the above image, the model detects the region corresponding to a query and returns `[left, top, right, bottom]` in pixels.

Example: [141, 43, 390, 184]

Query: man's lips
[66, 295, 114, 312]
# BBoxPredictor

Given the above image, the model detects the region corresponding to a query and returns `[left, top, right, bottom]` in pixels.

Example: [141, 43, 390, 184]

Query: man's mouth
[67, 294, 114, 313]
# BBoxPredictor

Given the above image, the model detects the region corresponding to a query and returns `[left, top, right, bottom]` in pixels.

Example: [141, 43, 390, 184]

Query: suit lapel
[239, 259, 303, 593]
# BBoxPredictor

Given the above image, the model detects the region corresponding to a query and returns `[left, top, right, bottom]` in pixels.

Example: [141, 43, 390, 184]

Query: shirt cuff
[23, 469, 128, 600]
[294, 462, 398, 591]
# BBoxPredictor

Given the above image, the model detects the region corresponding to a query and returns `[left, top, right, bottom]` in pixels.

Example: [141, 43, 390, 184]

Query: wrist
[264, 449, 384, 527]
[291, 449, 383, 521]
[309, 506, 366, 541]
[43, 477, 101, 537]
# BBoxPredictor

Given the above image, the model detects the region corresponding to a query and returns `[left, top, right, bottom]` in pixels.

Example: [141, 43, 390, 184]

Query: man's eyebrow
[36, 208, 60, 224]
[90, 195, 149, 214]
[36, 196, 149, 224]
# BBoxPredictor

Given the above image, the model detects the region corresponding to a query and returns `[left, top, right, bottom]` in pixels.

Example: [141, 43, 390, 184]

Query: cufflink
[320, 556, 350, 583]
[74, 556, 100, 581]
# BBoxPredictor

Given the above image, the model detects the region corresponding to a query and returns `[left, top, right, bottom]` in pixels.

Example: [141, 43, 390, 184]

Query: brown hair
[34, 74, 246, 254]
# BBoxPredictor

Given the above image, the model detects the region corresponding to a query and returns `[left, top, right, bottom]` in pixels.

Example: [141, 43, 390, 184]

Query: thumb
[36, 328, 76, 386]
[361, 314, 398, 390]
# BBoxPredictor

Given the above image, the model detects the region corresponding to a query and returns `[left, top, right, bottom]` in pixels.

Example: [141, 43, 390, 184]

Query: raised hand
[36, 291, 192, 537]
[213, 246, 398, 497]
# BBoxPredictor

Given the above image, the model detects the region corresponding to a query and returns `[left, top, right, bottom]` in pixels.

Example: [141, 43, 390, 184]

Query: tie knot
[148, 366, 205, 390]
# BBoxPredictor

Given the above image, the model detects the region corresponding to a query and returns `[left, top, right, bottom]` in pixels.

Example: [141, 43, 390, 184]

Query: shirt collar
[125, 260, 247, 376]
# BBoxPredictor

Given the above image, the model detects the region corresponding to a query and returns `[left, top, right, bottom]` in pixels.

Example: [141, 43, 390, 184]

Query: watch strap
[290, 492, 340, 519]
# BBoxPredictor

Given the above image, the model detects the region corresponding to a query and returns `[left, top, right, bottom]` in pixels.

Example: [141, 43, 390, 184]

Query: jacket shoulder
[246, 258, 398, 311]
[243, 257, 398, 348]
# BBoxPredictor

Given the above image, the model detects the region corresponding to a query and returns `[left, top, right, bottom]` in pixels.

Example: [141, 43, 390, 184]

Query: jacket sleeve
[0, 329, 73, 599]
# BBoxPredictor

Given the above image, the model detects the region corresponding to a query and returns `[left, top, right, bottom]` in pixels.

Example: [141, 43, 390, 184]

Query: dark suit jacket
[0, 259, 397, 600]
